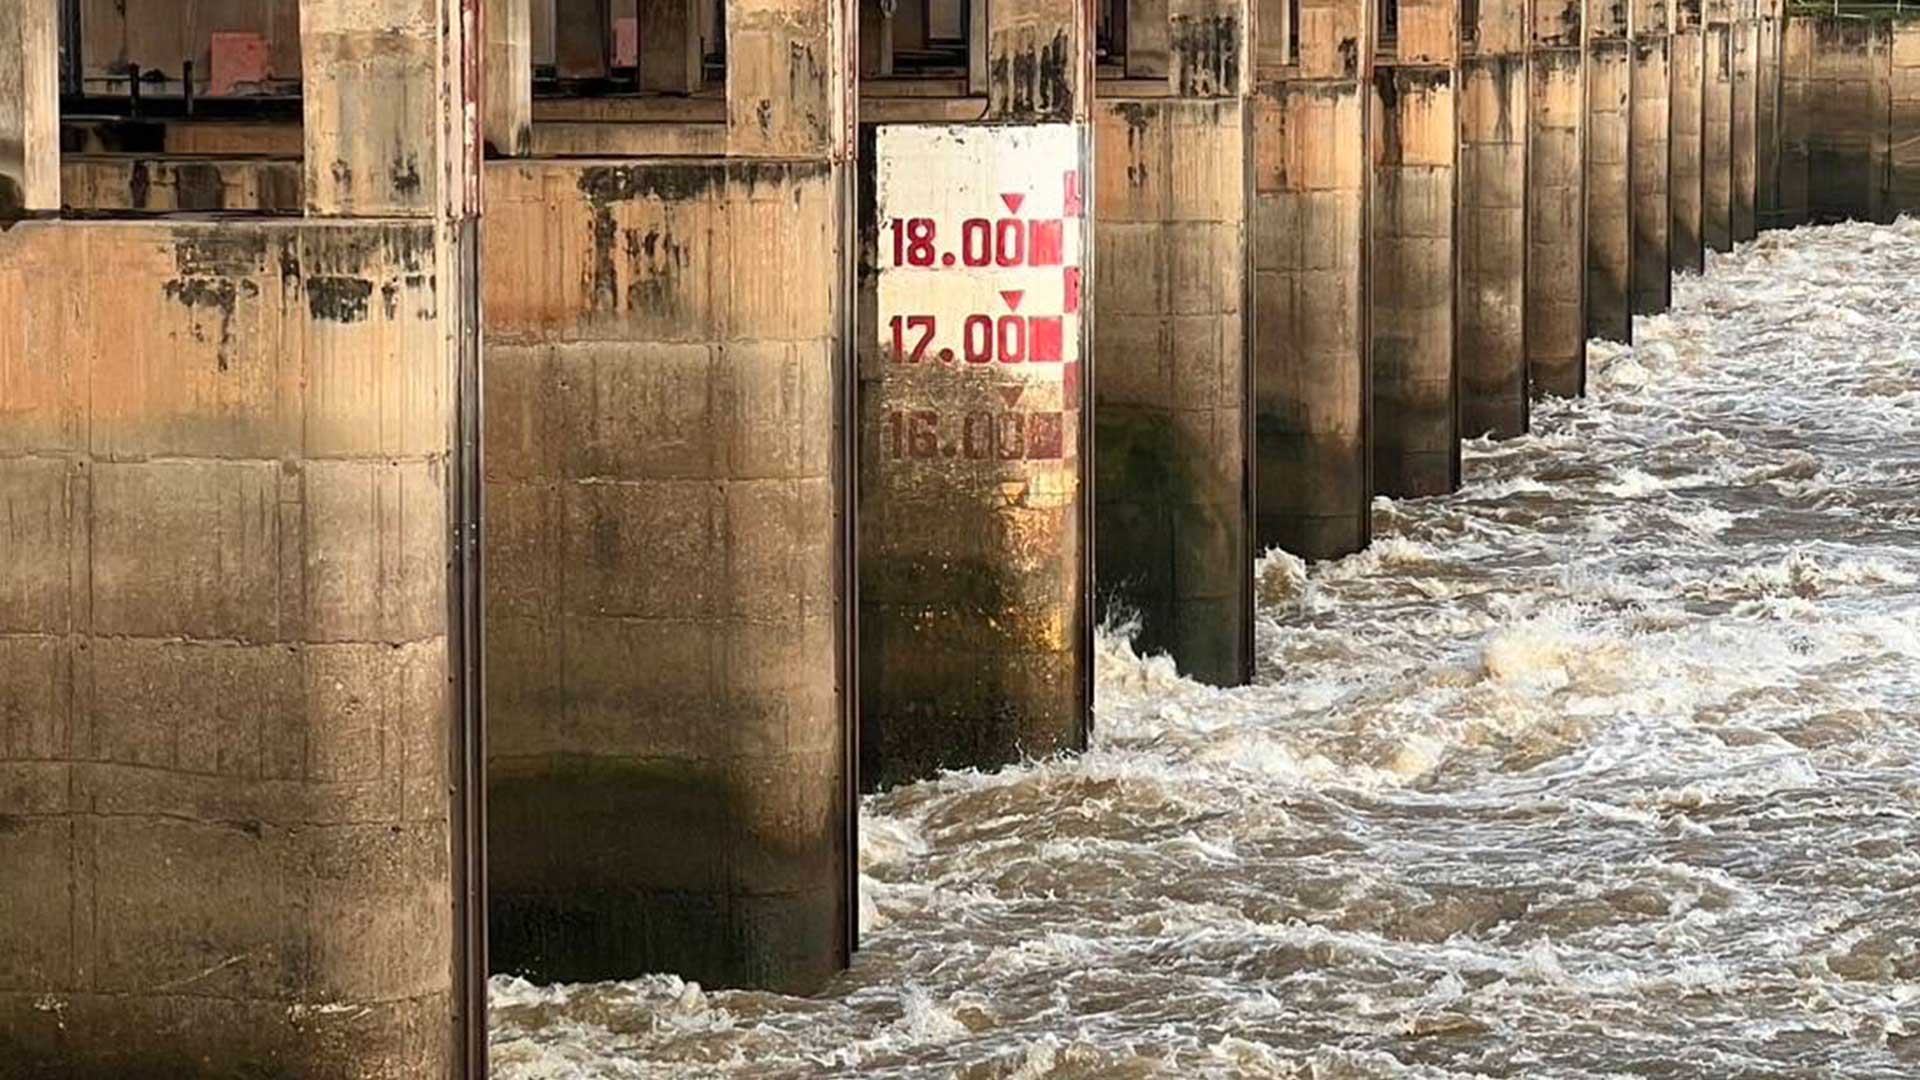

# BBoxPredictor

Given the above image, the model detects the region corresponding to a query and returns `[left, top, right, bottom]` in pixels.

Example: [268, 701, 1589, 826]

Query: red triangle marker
[997, 385, 1025, 408]
[1000, 289, 1024, 311]
[1001, 193, 1026, 214]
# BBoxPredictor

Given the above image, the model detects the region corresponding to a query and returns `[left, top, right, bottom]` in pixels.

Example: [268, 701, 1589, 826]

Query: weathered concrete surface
[60, 156, 305, 213]
[485, 159, 850, 989]
[1777, 14, 1811, 226]
[1756, 0, 1781, 225]
[1252, 0, 1372, 558]
[1095, 0, 1252, 688]
[1457, 0, 1530, 440]
[487, 0, 853, 989]
[1703, 1, 1732, 251]
[556, 0, 612, 79]
[0, 216, 462, 1080]
[1731, 2, 1758, 241]
[1670, 0, 1707, 272]
[1371, 0, 1460, 495]
[1528, 0, 1587, 398]
[1632, 0, 1673, 314]
[1892, 24, 1920, 216]
[0, 0, 59, 211]
[858, 0, 1092, 787]
[487, 0, 534, 156]
[1587, 0, 1634, 344]
[1808, 16, 1887, 223]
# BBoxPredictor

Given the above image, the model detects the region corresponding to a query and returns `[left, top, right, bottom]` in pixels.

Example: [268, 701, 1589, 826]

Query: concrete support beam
[859, 0, 1092, 787]
[1457, 0, 1530, 440]
[1756, 0, 1780, 226]
[1252, 0, 1373, 558]
[533, 0, 558, 66]
[303, 0, 467, 217]
[1777, 14, 1810, 226]
[1631, 0, 1673, 315]
[1528, 0, 1587, 398]
[0, 0, 59, 212]
[1586, 0, 1633, 344]
[1371, 0, 1460, 495]
[1093, 0, 1253, 687]
[1671, 0, 1706, 272]
[1730, 0, 1757, 241]
[487, 0, 534, 156]
[485, 0, 853, 990]
[1703, 0, 1731, 251]
[638, 0, 702, 93]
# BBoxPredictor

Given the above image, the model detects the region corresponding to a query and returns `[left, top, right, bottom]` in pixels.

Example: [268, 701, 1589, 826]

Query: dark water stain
[1170, 14, 1241, 98]
[307, 276, 375, 323]
[162, 276, 259, 370]
[991, 29, 1076, 122]
[174, 163, 226, 211]
[129, 161, 152, 209]
[391, 152, 422, 196]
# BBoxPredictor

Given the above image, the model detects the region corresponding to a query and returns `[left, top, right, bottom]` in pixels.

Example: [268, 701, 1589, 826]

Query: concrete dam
[3, 1, 1920, 1075]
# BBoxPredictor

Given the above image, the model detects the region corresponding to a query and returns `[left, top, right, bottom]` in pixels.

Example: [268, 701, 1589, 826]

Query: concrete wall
[1457, 0, 1529, 440]
[485, 0, 854, 990]
[61, 156, 305, 213]
[1730, 1, 1758, 241]
[1632, 0, 1673, 314]
[1528, 0, 1587, 398]
[1371, 0, 1459, 495]
[1703, 0, 1732, 251]
[858, 0, 1094, 787]
[0, 216, 462, 1080]
[1094, 0, 1253, 688]
[1671, 0, 1706, 272]
[1253, 0, 1372, 558]
[1587, 0, 1633, 343]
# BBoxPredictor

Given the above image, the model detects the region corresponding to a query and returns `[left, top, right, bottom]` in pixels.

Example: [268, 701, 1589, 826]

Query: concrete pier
[1457, 0, 1531, 439]
[1703, 0, 1733, 251]
[1252, 0, 1373, 557]
[1528, 0, 1587, 398]
[1631, 0, 1673, 314]
[1371, 0, 1460, 495]
[0, 0, 58, 211]
[1730, 0, 1758, 242]
[1587, 0, 1634, 344]
[484, 0, 855, 989]
[1777, 13, 1811, 226]
[858, 0, 1094, 786]
[1892, 23, 1920, 215]
[1808, 16, 1885, 223]
[0, 0, 484, 1072]
[1094, 0, 1254, 687]
[1670, 0, 1707, 273]
[1755, 0, 1781, 225]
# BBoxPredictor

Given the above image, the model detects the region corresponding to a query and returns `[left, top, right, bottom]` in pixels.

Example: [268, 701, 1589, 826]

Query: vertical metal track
[447, 217, 489, 1079]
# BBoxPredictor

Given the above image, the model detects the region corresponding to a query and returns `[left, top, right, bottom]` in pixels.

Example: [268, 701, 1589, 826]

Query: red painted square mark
[209, 32, 269, 97]
[1029, 316, 1064, 362]
[1063, 362, 1081, 410]
[614, 18, 639, 67]
[1063, 170, 1084, 217]
[1028, 412, 1064, 460]
[1063, 266, 1082, 314]
[1028, 219, 1064, 266]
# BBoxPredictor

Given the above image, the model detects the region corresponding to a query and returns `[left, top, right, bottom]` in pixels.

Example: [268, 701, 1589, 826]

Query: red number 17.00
[889, 315, 937, 362]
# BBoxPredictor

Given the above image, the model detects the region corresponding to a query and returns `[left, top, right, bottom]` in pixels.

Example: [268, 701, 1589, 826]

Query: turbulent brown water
[490, 221, 1920, 1078]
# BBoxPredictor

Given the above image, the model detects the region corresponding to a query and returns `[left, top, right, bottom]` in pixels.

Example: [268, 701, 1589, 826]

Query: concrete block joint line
[7, 0, 1920, 1075]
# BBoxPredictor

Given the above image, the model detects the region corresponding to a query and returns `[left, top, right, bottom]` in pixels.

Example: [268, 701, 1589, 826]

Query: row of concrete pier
[3, 1, 1919, 1074]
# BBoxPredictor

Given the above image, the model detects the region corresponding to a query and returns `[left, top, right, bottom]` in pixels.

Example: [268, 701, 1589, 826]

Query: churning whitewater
[490, 221, 1920, 1078]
